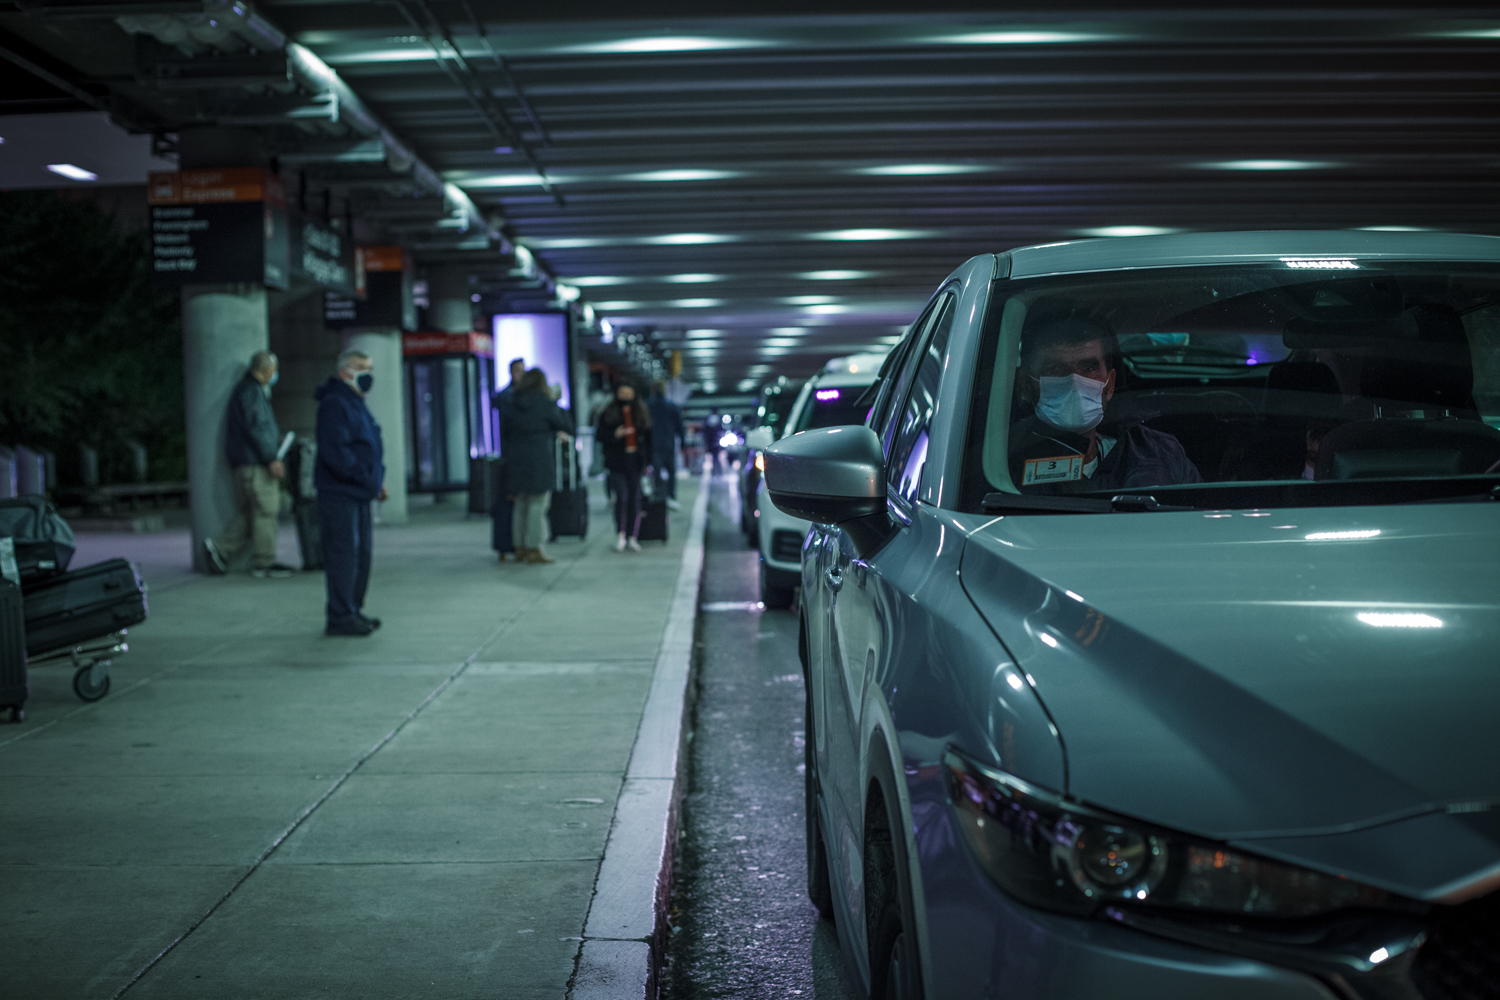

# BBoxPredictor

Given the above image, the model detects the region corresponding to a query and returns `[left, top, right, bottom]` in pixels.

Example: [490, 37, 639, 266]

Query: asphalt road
[662, 473, 861, 1000]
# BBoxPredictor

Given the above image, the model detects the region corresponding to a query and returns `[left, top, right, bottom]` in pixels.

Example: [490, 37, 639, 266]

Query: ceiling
[3, 1, 1499, 392]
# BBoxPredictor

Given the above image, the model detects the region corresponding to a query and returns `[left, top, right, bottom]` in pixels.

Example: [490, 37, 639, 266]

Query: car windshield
[795, 384, 874, 433]
[757, 386, 800, 434]
[964, 260, 1500, 509]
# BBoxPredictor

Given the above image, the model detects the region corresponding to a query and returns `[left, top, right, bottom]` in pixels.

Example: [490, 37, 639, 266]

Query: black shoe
[326, 617, 374, 636]
[358, 613, 382, 629]
[252, 563, 296, 579]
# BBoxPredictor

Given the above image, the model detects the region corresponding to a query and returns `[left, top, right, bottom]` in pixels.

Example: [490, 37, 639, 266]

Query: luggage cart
[28, 629, 127, 703]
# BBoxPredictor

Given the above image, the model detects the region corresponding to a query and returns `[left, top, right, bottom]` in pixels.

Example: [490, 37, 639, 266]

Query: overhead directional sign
[147, 169, 289, 289]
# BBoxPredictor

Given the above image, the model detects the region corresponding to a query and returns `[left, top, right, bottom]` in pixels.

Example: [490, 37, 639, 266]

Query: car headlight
[944, 748, 1400, 920]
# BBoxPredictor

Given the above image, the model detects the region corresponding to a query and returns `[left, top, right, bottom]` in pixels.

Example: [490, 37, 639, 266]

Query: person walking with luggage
[647, 379, 685, 511]
[500, 368, 571, 565]
[596, 383, 652, 552]
[314, 349, 387, 637]
[203, 351, 296, 579]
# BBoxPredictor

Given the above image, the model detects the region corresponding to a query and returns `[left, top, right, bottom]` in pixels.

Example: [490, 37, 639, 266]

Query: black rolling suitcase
[637, 498, 669, 543]
[470, 456, 503, 515]
[0, 576, 28, 723]
[548, 438, 588, 541]
[22, 558, 148, 658]
[283, 437, 322, 571]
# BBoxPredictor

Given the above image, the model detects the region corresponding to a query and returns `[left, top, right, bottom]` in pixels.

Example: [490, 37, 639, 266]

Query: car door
[827, 288, 958, 828]
[822, 292, 957, 862]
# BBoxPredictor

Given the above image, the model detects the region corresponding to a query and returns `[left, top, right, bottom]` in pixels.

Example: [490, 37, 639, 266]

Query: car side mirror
[745, 426, 774, 451]
[764, 426, 893, 555]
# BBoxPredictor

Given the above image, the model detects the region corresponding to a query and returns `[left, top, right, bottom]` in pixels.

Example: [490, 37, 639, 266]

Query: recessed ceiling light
[662, 273, 723, 283]
[619, 169, 741, 182]
[47, 163, 97, 181]
[562, 36, 773, 54]
[807, 228, 930, 241]
[1198, 159, 1335, 171]
[854, 164, 986, 176]
[799, 270, 875, 280]
[1079, 226, 1180, 238]
[644, 233, 738, 245]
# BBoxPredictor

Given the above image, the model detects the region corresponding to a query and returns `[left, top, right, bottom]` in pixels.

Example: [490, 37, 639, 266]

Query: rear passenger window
[887, 295, 957, 503]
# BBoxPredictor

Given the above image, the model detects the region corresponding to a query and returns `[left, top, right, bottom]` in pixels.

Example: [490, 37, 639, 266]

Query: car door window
[869, 303, 936, 447]
[887, 293, 957, 504]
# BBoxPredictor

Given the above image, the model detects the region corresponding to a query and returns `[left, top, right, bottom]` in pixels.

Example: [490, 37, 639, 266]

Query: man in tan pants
[204, 351, 294, 578]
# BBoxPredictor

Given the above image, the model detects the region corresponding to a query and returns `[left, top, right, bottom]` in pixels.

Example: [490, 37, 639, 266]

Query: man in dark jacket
[205, 351, 294, 578]
[647, 379, 685, 509]
[315, 349, 387, 636]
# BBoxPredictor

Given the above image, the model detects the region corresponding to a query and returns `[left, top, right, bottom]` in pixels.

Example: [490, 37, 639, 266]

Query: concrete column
[343, 329, 408, 525]
[425, 267, 474, 334]
[182, 284, 269, 571]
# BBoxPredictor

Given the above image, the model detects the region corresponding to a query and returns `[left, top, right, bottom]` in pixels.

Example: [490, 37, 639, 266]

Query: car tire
[805, 690, 836, 921]
[760, 562, 795, 609]
[866, 752, 925, 1000]
[870, 901, 921, 1000]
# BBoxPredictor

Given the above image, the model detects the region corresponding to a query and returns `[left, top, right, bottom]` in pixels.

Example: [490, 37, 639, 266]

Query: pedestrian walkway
[2, 478, 702, 1000]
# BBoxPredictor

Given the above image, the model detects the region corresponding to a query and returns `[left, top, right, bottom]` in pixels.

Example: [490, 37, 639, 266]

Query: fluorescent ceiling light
[522, 237, 604, 249]
[1080, 226, 1179, 238]
[1429, 28, 1500, 39]
[456, 172, 552, 188]
[569, 276, 631, 286]
[760, 338, 803, 348]
[644, 233, 737, 245]
[561, 36, 772, 54]
[662, 273, 723, 284]
[783, 295, 838, 305]
[800, 270, 874, 281]
[1199, 159, 1335, 171]
[686, 329, 724, 338]
[619, 169, 741, 182]
[808, 228, 929, 241]
[670, 298, 722, 308]
[767, 327, 811, 335]
[933, 30, 1109, 45]
[47, 163, 97, 181]
[804, 304, 848, 315]
[592, 301, 643, 310]
[1357, 612, 1442, 628]
[855, 163, 986, 176]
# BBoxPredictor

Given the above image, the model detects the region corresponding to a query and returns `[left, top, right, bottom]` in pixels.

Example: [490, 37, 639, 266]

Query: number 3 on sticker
[1023, 454, 1084, 485]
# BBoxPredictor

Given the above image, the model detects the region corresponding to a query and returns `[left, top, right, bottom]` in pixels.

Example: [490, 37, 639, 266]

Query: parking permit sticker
[1023, 454, 1084, 485]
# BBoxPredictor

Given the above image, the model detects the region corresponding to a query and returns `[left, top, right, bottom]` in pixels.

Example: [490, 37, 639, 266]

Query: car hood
[958, 502, 1500, 889]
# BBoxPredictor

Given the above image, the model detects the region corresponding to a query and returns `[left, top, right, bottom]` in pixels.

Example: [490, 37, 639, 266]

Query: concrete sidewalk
[2, 479, 701, 999]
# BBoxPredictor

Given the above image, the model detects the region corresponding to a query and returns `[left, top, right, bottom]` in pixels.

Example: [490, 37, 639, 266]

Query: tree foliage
[0, 190, 185, 484]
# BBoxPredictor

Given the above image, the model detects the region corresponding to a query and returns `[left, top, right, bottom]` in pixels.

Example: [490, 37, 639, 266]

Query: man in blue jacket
[315, 349, 387, 636]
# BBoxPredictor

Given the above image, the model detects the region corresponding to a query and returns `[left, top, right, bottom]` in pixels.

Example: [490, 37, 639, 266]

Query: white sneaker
[616, 534, 627, 552]
[628, 538, 642, 552]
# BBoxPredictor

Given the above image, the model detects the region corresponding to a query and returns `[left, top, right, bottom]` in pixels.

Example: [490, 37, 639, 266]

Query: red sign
[402, 332, 494, 357]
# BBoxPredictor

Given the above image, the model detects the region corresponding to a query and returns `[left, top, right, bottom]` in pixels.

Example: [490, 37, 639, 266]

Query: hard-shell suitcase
[637, 498, 669, 543]
[293, 502, 322, 571]
[548, 438, 588, 541]
[22, 558, 148, 658]
[0, 494, 75, 583]
[0, 577, 28, 722]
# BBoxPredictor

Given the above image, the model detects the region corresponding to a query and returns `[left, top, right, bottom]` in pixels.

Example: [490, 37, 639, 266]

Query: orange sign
[360, 246, 407, 272]
[402, 332, 494, 357]
[147, 169, 285, 206]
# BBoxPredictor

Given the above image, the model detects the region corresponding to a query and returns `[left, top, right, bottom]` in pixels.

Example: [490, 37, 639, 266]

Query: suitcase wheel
[73, 662, 111, 703]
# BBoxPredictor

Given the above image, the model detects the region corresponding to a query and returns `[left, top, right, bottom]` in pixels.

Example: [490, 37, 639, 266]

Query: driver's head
[1019, 312, 1120, 404]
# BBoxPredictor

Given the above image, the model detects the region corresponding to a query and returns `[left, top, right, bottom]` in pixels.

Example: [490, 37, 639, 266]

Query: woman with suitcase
[499, 368, 572, 565]
[595, 383, 653, 552]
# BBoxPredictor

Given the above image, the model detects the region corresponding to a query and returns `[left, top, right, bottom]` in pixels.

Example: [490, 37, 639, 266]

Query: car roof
[1004, 230, 1500, 279]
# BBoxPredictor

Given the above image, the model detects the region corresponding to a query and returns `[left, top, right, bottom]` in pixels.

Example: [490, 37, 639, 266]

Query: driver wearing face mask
[1009, 312, 1201, 494]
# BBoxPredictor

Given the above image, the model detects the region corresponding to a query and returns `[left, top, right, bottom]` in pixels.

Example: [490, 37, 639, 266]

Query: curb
[571, 467, 711, 999]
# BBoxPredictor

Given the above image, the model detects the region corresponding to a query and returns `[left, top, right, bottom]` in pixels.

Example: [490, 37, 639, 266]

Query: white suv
[752, 353, 888, 607]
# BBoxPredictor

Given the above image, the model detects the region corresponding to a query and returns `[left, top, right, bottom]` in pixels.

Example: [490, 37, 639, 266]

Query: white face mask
[1035, 373, 1107, 434]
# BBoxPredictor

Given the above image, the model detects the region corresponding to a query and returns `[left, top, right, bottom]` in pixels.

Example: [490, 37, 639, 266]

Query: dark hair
[519, 368, 548, 394]
[1019, 311, 1121, 375]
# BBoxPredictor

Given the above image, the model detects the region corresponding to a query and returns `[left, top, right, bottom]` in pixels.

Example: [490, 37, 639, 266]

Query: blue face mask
[356, 372, 374, 394]
[268, 371, 279, 387]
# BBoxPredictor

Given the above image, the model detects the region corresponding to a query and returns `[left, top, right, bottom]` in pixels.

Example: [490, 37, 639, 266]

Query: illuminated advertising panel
[491, 312, 571, 411]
